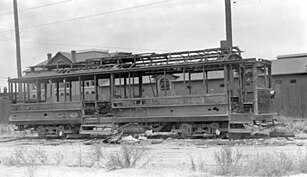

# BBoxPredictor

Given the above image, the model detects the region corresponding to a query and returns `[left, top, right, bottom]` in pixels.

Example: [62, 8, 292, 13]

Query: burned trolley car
[9, 47, 275, 138]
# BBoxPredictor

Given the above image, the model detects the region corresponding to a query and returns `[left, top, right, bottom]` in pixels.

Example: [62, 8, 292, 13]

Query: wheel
[56, 126, 66, 138]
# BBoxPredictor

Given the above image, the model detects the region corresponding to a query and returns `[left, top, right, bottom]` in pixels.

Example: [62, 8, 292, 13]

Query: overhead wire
[0, 0, 171, 81]
[0, 0, 171, 34]
[22, 41, 168, 52]
[0, 0, 171, 51]
[20, 0, 170, 31]
[0, 0, 72, 16]
[0, 39, 167, 52]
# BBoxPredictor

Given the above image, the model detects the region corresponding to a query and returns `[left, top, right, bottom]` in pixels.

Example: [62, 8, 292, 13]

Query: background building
[271, 53, 307, 118]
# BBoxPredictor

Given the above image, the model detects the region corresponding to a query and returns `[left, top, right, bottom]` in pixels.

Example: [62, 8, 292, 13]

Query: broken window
[160, 78, 170, 91]
[31, 84, 37, 90]
[86, 81, 90, 87]
[59, 82, 64, 88]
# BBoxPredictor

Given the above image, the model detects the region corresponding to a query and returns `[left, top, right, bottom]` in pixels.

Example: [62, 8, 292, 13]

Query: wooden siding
[272, 75, 307, 118]
[0, 98, 10, 124]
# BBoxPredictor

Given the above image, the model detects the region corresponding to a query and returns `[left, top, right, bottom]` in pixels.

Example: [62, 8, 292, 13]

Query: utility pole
[13, 0, 22, 78]
[224, 0, 233, 48]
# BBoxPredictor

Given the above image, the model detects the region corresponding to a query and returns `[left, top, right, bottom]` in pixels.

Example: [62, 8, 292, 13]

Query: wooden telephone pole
[13, 0, 22, 78]
[224, 0, 233, 48]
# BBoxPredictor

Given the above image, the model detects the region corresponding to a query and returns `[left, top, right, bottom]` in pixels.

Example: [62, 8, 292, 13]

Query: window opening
[160, 78, 170, 91]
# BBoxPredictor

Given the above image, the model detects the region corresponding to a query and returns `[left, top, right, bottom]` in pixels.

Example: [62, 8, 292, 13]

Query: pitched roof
[59, 52, 71, 60]
[34, 50, 117, 67]
[57, 50, 111, 62]
[34, 60, 48, 67]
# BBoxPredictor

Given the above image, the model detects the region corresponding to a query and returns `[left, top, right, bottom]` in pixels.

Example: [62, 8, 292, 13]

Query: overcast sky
[0, 0, 306, 88]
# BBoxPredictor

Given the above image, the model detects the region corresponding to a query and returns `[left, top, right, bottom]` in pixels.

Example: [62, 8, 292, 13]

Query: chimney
[71, 50, 76, 63]
[47, 53, 52, 63]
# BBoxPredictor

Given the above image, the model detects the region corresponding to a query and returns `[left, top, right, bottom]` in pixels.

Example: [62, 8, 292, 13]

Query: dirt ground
[0, 135, 307, 177]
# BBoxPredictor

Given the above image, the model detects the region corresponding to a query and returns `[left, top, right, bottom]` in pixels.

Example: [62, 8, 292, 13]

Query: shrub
[106, 143, 149, 170]
[190, 157, 196, 171]
[3, 146, 48, 166]
[245, 151, 294, 177]
[88, 143, 104, 167]
[292, 121, 307, 133]
[68, 146, 84, 167]
[214, 146, 242, 175]
[52, 151, 65, 166]
[211, 146, 307, 176]
[2, 146, 49, 177]
[0, 124, 14, 135]
[275, 116, 307, 133]
[190, 157, 206, 172]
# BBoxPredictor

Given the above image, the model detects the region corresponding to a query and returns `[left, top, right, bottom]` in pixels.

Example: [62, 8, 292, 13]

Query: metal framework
[8, 47, 275, 138]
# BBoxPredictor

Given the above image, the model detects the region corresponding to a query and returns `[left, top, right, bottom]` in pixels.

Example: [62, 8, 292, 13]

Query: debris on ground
[145, 131, 177, 139]
[151, 139, 163, 144]
[138, 135, 147, 141]
[295, 133, 307, 139]
[121, 135, 139, 143]
[270, 127, 295, 137]
[296, 141, 304, 146]
[104, 132, 123, 144]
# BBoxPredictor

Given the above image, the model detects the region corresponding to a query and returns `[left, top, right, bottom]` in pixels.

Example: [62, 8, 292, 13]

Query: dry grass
[3, 140, 307, 177]
[1, 143, 149, 171]
[211, 145, 307, 177]
[189, 145, 307, 176]
[0, 124, 14, 135]
[0, 124, 36, 138]
[213, 146, 243, 176]
[88, 143, 105, 167]
[3, 146, 48, 166]
[244, 151, 294, 176]
[2, 146, 49, 177]
[68, 146, 86, 167]
[67, 144, 106, 167]
[190, 157, 206, 172]
[106, 143, 149, 170]
[52, 151, 65, 166]
[275, 116, 307, 133]
[297, 147, 307, 173]
[293, 121, 307, 133]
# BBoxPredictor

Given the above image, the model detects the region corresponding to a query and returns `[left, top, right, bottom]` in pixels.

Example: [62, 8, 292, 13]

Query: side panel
[114, 104, 228, 118]
[257, 89, 271, 114]
[111, 94, 229, 122]
[9, 102, 83, 125]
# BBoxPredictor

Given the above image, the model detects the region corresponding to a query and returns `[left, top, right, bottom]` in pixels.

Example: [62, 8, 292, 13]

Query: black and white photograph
[0, 0, 306, 176]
